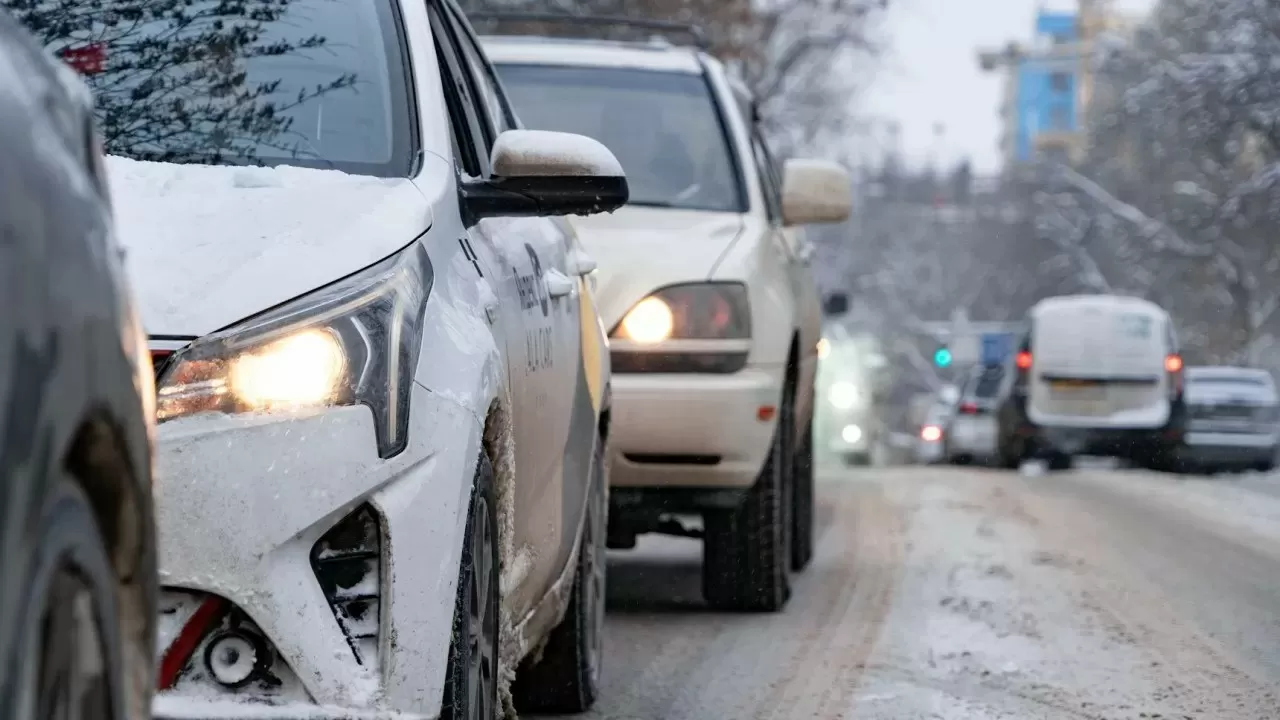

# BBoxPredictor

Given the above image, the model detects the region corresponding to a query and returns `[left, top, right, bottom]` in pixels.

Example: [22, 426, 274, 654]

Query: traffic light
[933, 346, 953, 368]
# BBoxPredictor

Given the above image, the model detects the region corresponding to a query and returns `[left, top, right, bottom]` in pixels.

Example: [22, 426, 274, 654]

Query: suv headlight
[155, 243, 433, 458]
[611, 282, 750, 343]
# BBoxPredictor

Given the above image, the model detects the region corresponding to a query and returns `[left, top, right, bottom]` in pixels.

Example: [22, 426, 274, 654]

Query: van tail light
[1015, 351, 1032, 371]
[1165, 354, 1183, 397]
[958, 402, 978, 415]
[921, 425, 943, 442]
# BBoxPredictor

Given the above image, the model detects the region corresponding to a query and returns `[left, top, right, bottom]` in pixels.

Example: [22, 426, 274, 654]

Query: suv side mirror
[463, 129, 629, 219]
[823, 292, 850, 317]
[781, 158, 852, 226]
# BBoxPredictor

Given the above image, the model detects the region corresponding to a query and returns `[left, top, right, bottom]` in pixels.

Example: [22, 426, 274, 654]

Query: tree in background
[10, 0, 355, 163]
[1029, 0, 1280, 368]
[460, 0, 888, 163]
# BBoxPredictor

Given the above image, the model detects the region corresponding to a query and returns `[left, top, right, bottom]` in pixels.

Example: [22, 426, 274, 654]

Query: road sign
[981, 332, 1013, 365]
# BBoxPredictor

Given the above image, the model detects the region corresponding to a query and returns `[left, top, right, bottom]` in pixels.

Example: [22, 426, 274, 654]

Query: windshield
[966, 367, 1004, 398]
[18, 0, 414, 176]
[492, 63, 746, 212]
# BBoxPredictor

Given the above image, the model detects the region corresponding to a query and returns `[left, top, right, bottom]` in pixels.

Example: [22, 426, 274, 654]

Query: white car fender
[712, 216, 798, 371]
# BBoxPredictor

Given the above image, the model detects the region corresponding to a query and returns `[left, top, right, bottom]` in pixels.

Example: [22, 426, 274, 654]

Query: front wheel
[703, 396, 792, 612]
[19, 481, 124, 720]
[441, 455, 500, 720]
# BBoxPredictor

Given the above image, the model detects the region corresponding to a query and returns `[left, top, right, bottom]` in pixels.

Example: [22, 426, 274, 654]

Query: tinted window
[19, 0, 414, 177]
[493, 63, 746, 212]
[970, 367, 1005, 398]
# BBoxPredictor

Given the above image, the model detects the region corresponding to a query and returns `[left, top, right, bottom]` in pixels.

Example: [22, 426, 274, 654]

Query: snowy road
[536, 465, 1280, 719]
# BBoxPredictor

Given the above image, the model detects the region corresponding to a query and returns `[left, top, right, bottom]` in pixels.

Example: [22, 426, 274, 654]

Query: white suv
[483, 26, 852, 611]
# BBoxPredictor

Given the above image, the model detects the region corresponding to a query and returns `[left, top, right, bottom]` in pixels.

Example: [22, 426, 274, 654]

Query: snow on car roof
[1030, 293, 1168, 320]
[480, 35, 704, 74]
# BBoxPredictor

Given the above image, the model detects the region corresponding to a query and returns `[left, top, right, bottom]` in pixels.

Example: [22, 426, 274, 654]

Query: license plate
[1048, 382, 1107, 414]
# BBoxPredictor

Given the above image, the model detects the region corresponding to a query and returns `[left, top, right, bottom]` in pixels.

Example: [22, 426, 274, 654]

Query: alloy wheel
[467, 497, 498, 720]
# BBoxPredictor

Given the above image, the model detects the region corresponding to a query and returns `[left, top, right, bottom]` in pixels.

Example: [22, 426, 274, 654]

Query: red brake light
[1015, 351, 1032, 371]
[958, 402, 978, 415]
[1164, 354, 1183, 373]
[921, 425, 942, 442]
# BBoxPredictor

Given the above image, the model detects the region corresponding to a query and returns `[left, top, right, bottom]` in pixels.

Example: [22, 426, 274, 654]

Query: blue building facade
[1013, 10, 1079, 162]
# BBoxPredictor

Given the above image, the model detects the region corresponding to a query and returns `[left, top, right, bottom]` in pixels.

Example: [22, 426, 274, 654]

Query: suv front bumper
[609, 366, 785, 490]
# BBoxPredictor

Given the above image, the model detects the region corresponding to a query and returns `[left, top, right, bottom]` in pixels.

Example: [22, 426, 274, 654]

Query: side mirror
[822, 292, 850, 317]
[781, 158, 852, 226]
[463, 129, 629, 220]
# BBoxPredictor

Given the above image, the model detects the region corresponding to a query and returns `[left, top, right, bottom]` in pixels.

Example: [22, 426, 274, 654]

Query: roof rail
[466, 11, 710, 51]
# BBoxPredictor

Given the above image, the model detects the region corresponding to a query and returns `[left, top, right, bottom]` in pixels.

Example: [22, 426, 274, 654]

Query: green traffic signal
[934, 347, 952, 367]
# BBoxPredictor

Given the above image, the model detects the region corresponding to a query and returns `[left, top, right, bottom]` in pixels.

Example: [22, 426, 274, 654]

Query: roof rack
[467, 11, 710, 51]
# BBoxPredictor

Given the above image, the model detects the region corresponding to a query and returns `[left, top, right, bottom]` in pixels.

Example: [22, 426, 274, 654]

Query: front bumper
[152, 384, 481, 718]
[610, 366, 785, 489]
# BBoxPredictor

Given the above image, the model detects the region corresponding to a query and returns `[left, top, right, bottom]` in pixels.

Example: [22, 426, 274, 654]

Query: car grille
[311, 505, 382, 668]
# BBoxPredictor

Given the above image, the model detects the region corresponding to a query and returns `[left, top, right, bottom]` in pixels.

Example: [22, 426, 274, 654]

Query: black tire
[441, 455, 500, 720]
[703, 394, 792, 612]
[791, 420, 815, 572]
[512, 435, 608, 713]
[1255, 460, 1275, 473]
[1046, 452, 1072, 472]
[22, 481, 124, 720]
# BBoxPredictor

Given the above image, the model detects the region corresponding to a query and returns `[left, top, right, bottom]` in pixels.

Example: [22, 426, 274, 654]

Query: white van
[995, 295, 1188, 470]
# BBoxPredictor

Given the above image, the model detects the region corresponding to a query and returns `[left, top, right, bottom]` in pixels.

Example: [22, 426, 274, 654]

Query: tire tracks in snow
[1019, 471, 1280, 717]
[756, 478, 905, 720]
[554, 477, 903, 720]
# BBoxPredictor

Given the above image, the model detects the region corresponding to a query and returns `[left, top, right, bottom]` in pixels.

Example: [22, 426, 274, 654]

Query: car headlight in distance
[828, 381, 859, 409]
[817, 337, 830, 360]
[612, 282, 750, 343]
[156, 243, 433, 458]
[841, 424, 862, 444]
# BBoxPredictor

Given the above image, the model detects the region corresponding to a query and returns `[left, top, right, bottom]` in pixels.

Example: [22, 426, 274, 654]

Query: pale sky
[860, 0, 1157, 174]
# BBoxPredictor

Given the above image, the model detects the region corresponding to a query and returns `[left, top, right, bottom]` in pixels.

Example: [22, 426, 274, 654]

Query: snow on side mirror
[463, 129, 629, 220]
[781, 158, 852, 226]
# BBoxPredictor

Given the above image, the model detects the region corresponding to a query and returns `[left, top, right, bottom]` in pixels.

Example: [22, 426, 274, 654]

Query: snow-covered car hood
[107, 156, 432, 336]
[569, 205, 744, 329]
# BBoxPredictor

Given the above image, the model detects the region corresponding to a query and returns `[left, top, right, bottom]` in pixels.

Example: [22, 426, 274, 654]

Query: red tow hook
[157, 596, 229, 690]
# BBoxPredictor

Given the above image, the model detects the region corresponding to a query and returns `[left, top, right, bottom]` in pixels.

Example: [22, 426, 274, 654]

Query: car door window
[750, 134, 783, 225]
[444, 4, 513, 135]
[427, 2, 488, 178]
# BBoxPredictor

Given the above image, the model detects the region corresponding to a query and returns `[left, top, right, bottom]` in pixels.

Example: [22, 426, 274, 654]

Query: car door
[749, 131, 822, 430]
[434, 2, 580, 612]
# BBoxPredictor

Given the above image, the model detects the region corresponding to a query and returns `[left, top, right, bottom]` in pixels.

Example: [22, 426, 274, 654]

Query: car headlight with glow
[155, 243, 433, 458]
[612, 282, 750, 343]
[817, 338, 830, 359]
[828, 381, 860, 409]
[841, 424, 862, 444]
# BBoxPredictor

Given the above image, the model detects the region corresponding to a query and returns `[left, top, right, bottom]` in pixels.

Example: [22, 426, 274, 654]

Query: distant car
[943, 365, 1003, 465]
[22, 0, 628, 716]
[914, 399, 955, 465]
[482, 20, 853, 610]
[995, 295, 1187, 471]
[1177, 366, 1278, 473]
[0, 13, 158, 720]
[815, 308, 889, 467]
